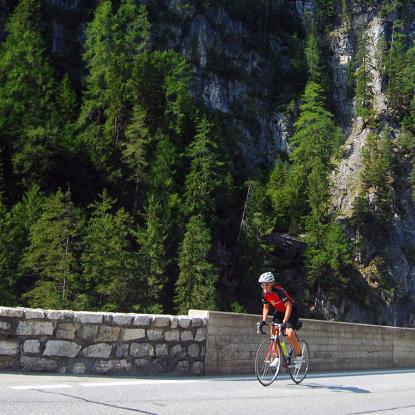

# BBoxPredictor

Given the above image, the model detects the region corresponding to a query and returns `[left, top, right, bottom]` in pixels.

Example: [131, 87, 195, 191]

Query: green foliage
[122, 105, 150, 213]
[81, 192, 139, 311]
[184, 115, 223, 217]
[305, 221, 351, 303]
[269, 82, 341, 233]
[353, 28, 375, 124]
[175, 214, 218, 314]
[352, 129, 396, 239]
[384, 20, 412, 120]
[5, 185, 45, 301]
[78, 0, 150, 179]
[304, 30, 323, 85]
[136, 194, 168, 313]
[0, 0, 55, 136]
[133, 50, 194, 140]
[21, 189, 84, 309]
[2, 0, 412, 319]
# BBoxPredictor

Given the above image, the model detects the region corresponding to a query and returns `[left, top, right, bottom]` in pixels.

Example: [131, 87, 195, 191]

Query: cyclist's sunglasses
[260, 282, 273, 287]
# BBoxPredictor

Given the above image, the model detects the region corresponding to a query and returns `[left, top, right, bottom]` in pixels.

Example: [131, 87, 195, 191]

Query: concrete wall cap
[133, 315, 153, 326]
[22, 309, 45, 319]
[46, 310, 74, 320]
[111, 314, 134, 325]
[0, 307, 24, 318]
[177, 317, 192, 329]
[153, 316, 172, 327]
[73, 312, 104, 324]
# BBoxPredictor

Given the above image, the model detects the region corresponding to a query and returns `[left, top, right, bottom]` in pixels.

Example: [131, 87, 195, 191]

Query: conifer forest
[1, 0, 415, 326]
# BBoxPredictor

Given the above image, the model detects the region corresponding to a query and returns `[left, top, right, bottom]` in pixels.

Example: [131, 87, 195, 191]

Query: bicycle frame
[256, 321, 309, 386]
[258, 323, 292, 365]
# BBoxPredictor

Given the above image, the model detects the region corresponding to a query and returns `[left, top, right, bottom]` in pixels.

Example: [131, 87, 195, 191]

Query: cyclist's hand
[258, 320, 267, 335]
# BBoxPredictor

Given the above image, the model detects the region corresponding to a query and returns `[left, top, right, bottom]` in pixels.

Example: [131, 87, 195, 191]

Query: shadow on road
[34, 388, 160, 414]
[298, 382, 371, 394]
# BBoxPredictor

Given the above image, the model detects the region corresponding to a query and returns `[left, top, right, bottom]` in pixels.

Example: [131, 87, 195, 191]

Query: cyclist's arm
[262, 303, 269, 321]
[283, 301, 292, 323]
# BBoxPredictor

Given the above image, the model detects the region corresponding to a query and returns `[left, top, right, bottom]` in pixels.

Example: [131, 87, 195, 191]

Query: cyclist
[258, 271, 302, 366]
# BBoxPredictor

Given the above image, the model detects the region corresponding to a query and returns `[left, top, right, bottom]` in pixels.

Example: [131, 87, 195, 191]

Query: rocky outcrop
[329, 4, 415, 326]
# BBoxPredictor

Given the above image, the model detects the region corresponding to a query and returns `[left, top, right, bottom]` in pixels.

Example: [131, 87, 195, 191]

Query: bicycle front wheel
[255, 338, 281, 386]
[289, 339, 310, 384]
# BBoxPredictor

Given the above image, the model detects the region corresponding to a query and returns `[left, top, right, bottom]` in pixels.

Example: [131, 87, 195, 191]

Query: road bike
[255, 321, 310, 386]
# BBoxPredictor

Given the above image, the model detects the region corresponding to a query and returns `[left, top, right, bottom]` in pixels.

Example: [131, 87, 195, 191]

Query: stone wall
[0, 307, 206, 375]
[189, 310, 415, 375]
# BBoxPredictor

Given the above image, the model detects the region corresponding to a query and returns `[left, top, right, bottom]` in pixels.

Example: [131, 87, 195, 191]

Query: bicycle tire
[289, 339, 310, 384]
[255, 338, 281, 386]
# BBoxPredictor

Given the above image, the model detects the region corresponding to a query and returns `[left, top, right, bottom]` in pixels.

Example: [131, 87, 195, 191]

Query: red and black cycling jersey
[262, 285, 295, 313]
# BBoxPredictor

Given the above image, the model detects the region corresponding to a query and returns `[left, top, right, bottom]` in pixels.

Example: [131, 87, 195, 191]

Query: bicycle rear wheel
[255, 338, 281, 386]
[289, 339, 310, 384]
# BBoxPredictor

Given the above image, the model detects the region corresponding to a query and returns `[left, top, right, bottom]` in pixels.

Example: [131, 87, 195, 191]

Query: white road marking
[10, 384, 73, 390]
[8, 369, 415, 391]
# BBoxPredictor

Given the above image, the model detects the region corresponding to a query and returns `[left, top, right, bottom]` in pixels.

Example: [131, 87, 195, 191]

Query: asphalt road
[1, 369, 415, 415]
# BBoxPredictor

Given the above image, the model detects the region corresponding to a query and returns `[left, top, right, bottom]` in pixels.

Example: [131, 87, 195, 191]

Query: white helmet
[258, 272, 275, 283]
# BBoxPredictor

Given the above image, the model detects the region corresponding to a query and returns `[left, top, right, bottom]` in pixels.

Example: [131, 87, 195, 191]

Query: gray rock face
[23, 340, 41, 354]
[82, 343, 112, 358]
[20, 356, 58, 371]
[331, 118, 369, 218]
[329, 6, 415, 325]
[0, 321, 11, 330]
[130, 343, 154, 358]
[44, 340, 81, 358]
[96, 325, 121, 342]
[93, 359, 132, 374]
[56, 323, 76, 340]
[0, 340, 20, 355]
[121, 328, 146, 341]
[16, 321, 54, 336]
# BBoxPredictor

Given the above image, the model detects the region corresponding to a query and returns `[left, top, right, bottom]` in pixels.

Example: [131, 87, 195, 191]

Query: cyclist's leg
[285, 327, 302, 355]
[272, 311, 284, 336]
[272, 312, 284, 356]
[284, 307, 302, 355]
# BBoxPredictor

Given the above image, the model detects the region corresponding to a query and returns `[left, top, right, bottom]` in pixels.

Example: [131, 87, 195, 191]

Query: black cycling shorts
[272, 304, 300, 329]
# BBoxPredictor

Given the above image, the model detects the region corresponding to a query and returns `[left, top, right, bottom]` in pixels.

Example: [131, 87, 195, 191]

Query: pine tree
[384, 19, 410, 120]
[81, 191, 139, 311]
[57, 74, 78, 145]
[353, 128, 395, 235]
[183, 115, 223, 217]
[305, 30, 323, 85]
[122, 105, 150, 214]
[0, 0, 55, 135]
[133, 50, 194, 140]
[78, 0, 150, 180]
[136, 194, 168, 313]
[0, 197, 13, 305]
[174, 214, 218, 314]
[270, 82, 341, 233]
[305, 220, 351, 307]
[21, 189, 83, 309]
[354, 28, 375, 123]
[6, 184, 45, 302]
[0, 0, 58, 191]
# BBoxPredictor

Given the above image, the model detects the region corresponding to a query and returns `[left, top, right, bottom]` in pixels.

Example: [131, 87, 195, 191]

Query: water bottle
[280, 339, 288, 355]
